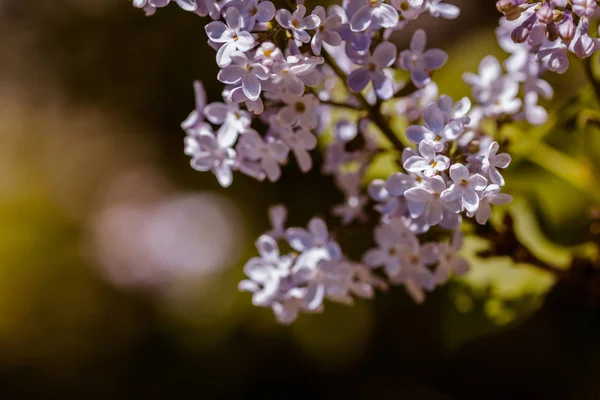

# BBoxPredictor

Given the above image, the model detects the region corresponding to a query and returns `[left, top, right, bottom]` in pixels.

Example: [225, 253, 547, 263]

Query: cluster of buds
[497, 0, 600, 73]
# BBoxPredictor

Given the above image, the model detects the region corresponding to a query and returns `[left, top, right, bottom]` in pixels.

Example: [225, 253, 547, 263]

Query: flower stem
[322, 50, 405, 151]
[583, 56, 600, 105]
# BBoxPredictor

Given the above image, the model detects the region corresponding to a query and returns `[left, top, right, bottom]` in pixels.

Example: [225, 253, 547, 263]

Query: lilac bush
[131, 0, 600, 324]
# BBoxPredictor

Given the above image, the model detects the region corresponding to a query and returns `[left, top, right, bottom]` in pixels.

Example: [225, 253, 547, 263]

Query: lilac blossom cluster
[497, 0, 600, 74]
[131, 0, 543, 323]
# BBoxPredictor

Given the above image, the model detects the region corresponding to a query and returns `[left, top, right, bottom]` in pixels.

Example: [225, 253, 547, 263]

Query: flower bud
[558, 12, 575, 40]
[536, 3, 553, 25]
[511, 26, 530, 43]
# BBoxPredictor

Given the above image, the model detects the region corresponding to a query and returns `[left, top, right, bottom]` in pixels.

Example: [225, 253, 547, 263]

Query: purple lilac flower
[347, 41, 397, 99]
[398, 29, 448, 88]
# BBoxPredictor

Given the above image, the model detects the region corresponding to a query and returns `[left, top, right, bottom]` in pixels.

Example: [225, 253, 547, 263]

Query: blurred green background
[1, 0, 600, 398]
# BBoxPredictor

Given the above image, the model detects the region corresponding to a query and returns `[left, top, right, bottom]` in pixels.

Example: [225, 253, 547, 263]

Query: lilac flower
[278, 93, 320, 129]
[572, 0, 596, 19]
[217, 51, 269, 100]
[237, 129, 289, 182]
[134, 0, 199, 13]
[436, 95, 471, 126]
[286, 217, 336, 253]
[239, 235, 295, 307]
[195, 0, 220, 19]
[463, 56, 521, 116]
[433, 231, 469, 284]
[279, 127, 318, 173]
[406, 103, 463, 151]
[349, 0, 399, 32]
[332, 172, 369, 225]
[404, 176, 460, 226]
[347, 41, 397, 99]
[203, 101, 251, 147]
[398, 29, 448, 88]
[403, 141, 450, 177]
[392, 238, 438, 297]
[272, 55, 324, 96]
[363, 219, 416, 277]
[229, 85, 264, 114]
[481, 141, 511, 186]
[441, 163, 487, 213]
[181, 81, 207, 134]
[189, 131, 237, 187]
[205, 7, 255, 66]
[237, 0, 275, 31]
[471, 184, 512, 224]
[255, 42, 283, 66]
[463, 55, 503, 104]
[317, 259, 378, 304]
[276, 4, 320, 45]
[426, 0, 460, 19]
[311, 6, 343, 55]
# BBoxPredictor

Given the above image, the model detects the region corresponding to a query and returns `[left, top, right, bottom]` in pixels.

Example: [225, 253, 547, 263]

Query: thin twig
[322, 50, 406, 151]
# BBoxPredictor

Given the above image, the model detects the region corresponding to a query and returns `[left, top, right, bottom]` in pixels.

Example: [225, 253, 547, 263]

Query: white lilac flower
[398, 29, 448, 88]
[271, 55, 324, 96]
[239, 235, 320, 324]
[132, 0, 158, 16]
[403, 141, 450, 177]
[404, 175, 460, 226]
[278, 127, 318, 173]
[426, 0, 460, 19]
[470, 184, 512, 224]
[229, 85, 265, 114]
[278, 93, 320, 129]
[349, 0, 399, 32]
[441, 163, 488, 213]
[433, 231, 469, 284]
[311, 6, 343, 55]
[237, 129, 289, 182]
[133, 0, 200, 14]
[276, 4, 320, 45]
[389, 0, 423, 21]
[217, 51, 269, 101]
[347, 41, 397, 99]
[204, 101, 251, 147]
[239, 235, 295, 307]
[463, 56, 521, 116]
[406, 103, 463, 151]
[481, 141, 511, 186]
[205, 7, 255, 67]
[181, 81, 207, 134]
[436, 94, 471, 127]
[266, 204, 287, 240]
[189, 131, 237, 187]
